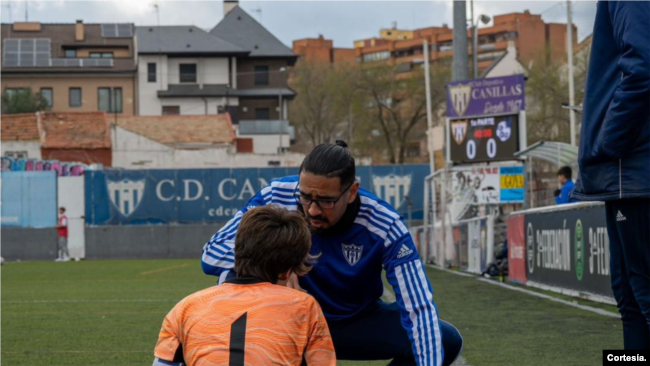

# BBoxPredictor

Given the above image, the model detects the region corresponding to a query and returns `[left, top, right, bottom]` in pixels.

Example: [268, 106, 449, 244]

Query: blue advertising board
[1, 171, 57, 228]
[85, 165, 430, 225]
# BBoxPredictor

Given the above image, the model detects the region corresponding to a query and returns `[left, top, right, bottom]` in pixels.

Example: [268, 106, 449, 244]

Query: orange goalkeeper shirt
[154, 277, 336, 366]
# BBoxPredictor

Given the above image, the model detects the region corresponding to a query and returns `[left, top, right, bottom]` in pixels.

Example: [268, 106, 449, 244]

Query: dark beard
[300, 196, 361, 236]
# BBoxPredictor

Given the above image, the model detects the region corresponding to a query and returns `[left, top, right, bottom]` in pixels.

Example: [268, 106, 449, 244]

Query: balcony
[238, 120, 296, 140]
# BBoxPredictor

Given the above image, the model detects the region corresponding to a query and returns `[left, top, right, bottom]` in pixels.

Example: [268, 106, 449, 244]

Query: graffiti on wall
[1, 157, 85, 176]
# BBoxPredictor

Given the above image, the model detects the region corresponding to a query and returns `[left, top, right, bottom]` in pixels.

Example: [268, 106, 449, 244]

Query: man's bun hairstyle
[300, 140, 355, 189]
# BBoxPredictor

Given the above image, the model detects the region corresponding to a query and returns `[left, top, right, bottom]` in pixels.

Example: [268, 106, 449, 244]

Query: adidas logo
[616, 211, 627, 222]
[397, 244, 414, 259]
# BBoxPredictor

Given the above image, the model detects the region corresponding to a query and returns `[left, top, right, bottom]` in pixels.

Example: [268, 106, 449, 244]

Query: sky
[0, 0, 598, 48]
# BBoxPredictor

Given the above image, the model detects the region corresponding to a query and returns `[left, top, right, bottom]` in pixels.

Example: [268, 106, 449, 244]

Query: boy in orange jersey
[152, 205, 336, 366]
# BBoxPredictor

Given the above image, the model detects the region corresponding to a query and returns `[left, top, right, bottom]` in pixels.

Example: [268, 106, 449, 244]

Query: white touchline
[426, 264, 619, 319]
[2, 299, 177, 304]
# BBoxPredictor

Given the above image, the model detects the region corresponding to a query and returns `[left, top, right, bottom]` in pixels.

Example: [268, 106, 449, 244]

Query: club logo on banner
[451, 120, 469, 145]
[372, 174, 411, 209]
[107, 179, 146, 217]
[342, 243, 363, 266]
[496, 120, 512, 142]
[527, 222, 535, 274]
[449, 83, 472, 117]
[575, 219, 584, 281]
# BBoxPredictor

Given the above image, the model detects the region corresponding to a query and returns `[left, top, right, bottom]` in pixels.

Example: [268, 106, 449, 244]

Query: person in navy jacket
[202, 141, 463, 365]
[571, 1, 650, 350]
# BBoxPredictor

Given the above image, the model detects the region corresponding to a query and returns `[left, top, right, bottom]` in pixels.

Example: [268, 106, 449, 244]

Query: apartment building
[1, 21, 137, 115]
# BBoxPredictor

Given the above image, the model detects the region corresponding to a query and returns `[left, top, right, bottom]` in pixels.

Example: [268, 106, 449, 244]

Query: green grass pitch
[1, 259, 621, 365]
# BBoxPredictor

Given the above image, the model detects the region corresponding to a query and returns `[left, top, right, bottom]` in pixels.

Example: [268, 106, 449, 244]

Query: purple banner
[446, 74, 525, 118]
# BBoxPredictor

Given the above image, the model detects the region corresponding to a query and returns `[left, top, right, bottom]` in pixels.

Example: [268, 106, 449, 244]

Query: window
[40, 88, 53, 108]
[147, 63, 156, 83]
[162, 106, 180, 115]
[254, 66, 269, 85]
[4, 151, 28, 159]
[407, 144, 420, 158]
[69, 88, 81, 107]
[65, 49, 77, 58]
[362, 51, 390, 63]
[90, 52, 113, 58]
[98, 87, 122, 113]
[4, 88, 27, 99]
[255, 108, 270, 120]
[179, 64, 197, 83]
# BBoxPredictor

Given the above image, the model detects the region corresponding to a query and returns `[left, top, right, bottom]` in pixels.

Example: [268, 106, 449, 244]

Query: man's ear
[347, 181, 360, 204]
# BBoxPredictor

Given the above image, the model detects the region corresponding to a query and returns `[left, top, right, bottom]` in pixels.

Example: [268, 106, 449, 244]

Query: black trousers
[326, 301, 463, 366]
[606, 198, 650, 350]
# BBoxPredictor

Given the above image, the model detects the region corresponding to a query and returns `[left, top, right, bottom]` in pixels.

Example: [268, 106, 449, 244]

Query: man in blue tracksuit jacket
[571, 1, 650, 350]
[554, 166, 578, 205]
[202, 141, 463, 365]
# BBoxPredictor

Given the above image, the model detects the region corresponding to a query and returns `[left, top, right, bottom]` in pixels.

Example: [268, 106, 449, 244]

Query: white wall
[112, 127, 305, 168]
[1, 141, 42, 159]
[138, 55, 169, 116]
[137, 55, 233, 116]
[484, 41, 528, 78]
[237, 134, 292, 154]
[159, 97, 238, 116]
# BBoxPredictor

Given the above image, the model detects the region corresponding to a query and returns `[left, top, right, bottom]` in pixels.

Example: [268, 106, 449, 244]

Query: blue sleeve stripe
[415, 260, 443, 366]
[212, 216, 243, 241]
[357, 213, 390, 232]
[395, 265, 426, 366]
[415, 260, 445, 365]
[204, 250, 234, 263]
[270, 186, 295, 193]
[408, 261, 442, 366]
[204, 250, 235, 264]
[405, 261, 435, 366]
[360, 202, 396, 221]
[270, 198, 298, 206]
[206, 243, 234, 257]
[359, 207, 393, 228]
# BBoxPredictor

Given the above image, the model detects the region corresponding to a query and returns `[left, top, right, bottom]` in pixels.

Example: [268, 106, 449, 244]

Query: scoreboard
[448, 114, 520, 163]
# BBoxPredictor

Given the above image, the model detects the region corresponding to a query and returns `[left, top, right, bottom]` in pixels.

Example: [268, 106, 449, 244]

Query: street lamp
[473, 14, 491, 79]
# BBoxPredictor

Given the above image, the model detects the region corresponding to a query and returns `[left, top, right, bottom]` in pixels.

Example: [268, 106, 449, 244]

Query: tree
[1, 88, 49, 114]
[525, 44, 590, 144]
[289, 61, 361, 150]
[355, 63, 449, 164]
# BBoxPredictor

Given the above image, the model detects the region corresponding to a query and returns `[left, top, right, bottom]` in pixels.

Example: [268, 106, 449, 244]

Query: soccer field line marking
[426, 265, 620, 319]
[2, 299, 177, 304]
[1, 350, 150, 354]
[140, 263, 189, 275]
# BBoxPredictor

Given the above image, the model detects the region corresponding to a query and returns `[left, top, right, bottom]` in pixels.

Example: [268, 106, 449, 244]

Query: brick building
[355, 10, 577, 75]
[293, 35, 356, 64]
[1, 21, 137, 115]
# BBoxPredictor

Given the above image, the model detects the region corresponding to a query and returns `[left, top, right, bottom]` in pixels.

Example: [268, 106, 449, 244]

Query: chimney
[75, 20, 84, 42]
[224, 0, 238, 16]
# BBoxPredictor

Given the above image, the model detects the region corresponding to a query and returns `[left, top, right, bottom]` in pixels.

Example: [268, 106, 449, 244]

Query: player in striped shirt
[154, 205, 336, 366]
[202, 141, 463, 366]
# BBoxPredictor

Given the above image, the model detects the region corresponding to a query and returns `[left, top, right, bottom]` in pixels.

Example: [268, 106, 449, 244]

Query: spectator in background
[571, 1, 650, 350]
[55, 207, 69, 262]
[554, 166, 578, 205]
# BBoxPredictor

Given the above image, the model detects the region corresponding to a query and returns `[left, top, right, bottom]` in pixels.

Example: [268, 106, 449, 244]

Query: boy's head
[59, 207, 66, 214]
[234, 205, 316, 284]
[557, 166, 573, 186]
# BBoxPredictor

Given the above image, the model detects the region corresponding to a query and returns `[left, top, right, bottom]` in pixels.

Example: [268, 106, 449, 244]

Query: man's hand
[286, 273, 306, 292]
